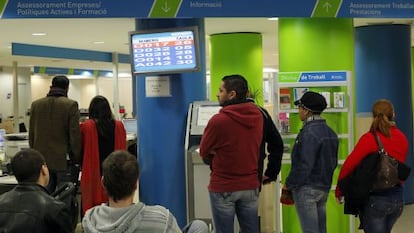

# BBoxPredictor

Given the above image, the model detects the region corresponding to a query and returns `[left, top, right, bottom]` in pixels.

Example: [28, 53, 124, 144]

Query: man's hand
[262, 175, 272, 185]
[335, 196, 344, 204]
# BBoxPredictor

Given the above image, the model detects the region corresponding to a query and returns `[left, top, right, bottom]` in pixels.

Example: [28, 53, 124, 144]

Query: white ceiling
[0, 18, 412, 76]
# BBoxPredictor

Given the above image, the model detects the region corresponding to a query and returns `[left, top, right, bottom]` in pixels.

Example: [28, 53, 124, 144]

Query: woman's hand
[335, 196, 344, 204]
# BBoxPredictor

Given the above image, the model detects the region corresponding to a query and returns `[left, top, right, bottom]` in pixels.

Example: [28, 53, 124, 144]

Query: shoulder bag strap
[372, 131, 385, 154]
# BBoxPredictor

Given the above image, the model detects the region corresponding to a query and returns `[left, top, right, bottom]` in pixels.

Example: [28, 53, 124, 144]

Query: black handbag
[398, 159, 411, 181]
[371, 132, 411, 191]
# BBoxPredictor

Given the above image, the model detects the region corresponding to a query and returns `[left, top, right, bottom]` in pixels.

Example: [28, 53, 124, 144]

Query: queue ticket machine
[185, 101, 221, 227]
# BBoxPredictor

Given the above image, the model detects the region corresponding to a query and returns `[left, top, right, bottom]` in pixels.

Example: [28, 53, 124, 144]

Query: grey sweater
[82, 202, 182, 233]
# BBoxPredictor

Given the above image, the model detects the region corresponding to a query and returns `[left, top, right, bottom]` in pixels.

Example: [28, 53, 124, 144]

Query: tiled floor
[75, 223, 83, 233]
[391, 203, 414, 233]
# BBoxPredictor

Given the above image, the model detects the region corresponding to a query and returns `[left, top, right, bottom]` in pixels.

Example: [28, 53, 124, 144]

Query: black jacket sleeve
[260, 107, 284, 182]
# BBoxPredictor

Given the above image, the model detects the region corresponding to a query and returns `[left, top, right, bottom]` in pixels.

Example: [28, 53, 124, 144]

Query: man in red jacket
[199, 74, 263, 233]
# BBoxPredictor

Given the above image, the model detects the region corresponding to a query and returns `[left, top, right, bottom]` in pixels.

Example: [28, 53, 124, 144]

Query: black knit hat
[294, 91, 327, 113]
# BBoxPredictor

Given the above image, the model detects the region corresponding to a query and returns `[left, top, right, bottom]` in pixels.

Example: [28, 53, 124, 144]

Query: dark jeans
[360, 186, 404, 233]
[46, 169, 72, 194]
[46, 162, 80, 194]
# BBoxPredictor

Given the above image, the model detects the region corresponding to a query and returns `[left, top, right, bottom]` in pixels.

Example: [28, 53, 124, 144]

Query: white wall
[31, 75, 133, 118]
[0, 67, 31, 124]
[96, 78, 133, 117]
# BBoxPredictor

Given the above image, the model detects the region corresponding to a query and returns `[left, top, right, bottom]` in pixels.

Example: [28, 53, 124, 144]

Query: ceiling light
[267, 17, 279, 21]
[263, 67, 278, 73]
[80, 71, 92, 76]
[93, 41, 105, 44]
[32, 32, 47, 36]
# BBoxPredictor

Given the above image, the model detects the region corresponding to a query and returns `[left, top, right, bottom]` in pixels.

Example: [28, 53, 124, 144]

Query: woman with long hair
[80, 95, 126, 216]
[335, 99, 408, 233]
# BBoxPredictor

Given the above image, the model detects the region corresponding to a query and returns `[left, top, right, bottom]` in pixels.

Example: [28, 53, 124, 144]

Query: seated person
[82, 150, 208, 233]
[0, 148, 72, 233]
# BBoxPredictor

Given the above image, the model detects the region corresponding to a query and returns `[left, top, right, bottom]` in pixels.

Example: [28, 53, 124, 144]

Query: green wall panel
[279, 18, 354, 72]
[209, 33, 263, 105]
[279, 18, 355, 233]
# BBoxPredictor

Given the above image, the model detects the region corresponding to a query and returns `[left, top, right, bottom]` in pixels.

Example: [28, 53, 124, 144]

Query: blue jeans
[292, 186, 329, 233]
[209, 189, 259, 233]
[360, 186, 404, 233]
[182, 220, 209, 233]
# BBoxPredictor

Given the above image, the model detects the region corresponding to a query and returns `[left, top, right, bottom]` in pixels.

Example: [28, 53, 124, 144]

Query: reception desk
[0, 175, 17, 194]
[3, 132, 137, 161]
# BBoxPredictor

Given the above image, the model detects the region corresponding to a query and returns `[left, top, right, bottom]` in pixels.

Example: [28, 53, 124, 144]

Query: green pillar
[279, 18, 355, 233]
[209, 33, 263, 105]
[279, 18, 354, 71]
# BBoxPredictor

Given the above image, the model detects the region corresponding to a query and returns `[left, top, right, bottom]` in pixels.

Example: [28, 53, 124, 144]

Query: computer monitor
[129, 26, 201, 76]
[189, 101, 221, 136]
[0, 129, 5, 149]
[122, 119, 137, 135]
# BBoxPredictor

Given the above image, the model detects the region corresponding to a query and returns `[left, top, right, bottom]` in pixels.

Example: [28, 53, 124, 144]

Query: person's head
[102, 150, 139, 202]
[11, 149, 49, 186]
[294, 91, 327, 121]
[370, 99, 395, 137]
[51, 75, 69, 90]
[88, 95, 114, 121]
[216, 74, 249, 106]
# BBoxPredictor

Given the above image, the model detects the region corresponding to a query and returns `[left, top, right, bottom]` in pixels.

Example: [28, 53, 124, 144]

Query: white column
[112, 52, 120, 120]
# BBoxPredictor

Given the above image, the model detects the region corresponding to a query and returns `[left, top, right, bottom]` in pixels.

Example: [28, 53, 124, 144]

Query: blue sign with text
[1, 0, 414, 18]
[298, 72, 348, 82]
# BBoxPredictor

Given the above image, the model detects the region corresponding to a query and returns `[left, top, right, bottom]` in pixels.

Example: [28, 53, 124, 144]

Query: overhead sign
[1, 0, 414, 18]
[278, 71, 348, 83]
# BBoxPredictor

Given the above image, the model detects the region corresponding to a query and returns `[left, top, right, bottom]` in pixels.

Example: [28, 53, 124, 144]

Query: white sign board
[145, 76, 171, 97]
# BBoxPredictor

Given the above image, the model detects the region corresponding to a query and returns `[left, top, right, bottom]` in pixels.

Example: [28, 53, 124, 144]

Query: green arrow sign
[149, 0, 182, 17]
[0, 0, 8, 17]
[312, 0, 342, 17]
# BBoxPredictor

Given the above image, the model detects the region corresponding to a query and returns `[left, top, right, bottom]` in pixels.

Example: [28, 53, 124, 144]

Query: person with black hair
[199, 74, 263, 233]
[0, 149, 72, 233]
[82, 150, 208, 233]
[80, 95, 126, 216]
[29, 75, 81, 194]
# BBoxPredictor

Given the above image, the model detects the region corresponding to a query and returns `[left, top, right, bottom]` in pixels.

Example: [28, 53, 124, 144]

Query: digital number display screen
[130, 27, 200, 75]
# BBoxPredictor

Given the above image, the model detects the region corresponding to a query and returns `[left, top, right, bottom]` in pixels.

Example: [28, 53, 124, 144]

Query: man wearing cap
[29, 75, 81, 193]
[284, 91, 339, 233]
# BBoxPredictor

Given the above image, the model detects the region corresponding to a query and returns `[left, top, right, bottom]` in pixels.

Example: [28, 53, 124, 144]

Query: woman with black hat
[283, 91, 339, 233]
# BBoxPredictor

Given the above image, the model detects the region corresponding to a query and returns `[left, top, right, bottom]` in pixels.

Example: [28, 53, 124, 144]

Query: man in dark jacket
[247, 97, 284, 188]
[29, 75, 81, 193]
[0, 149, 72, 233]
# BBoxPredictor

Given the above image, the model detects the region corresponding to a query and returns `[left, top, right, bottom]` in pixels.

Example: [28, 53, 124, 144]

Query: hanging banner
[1, 0, 414, 18]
